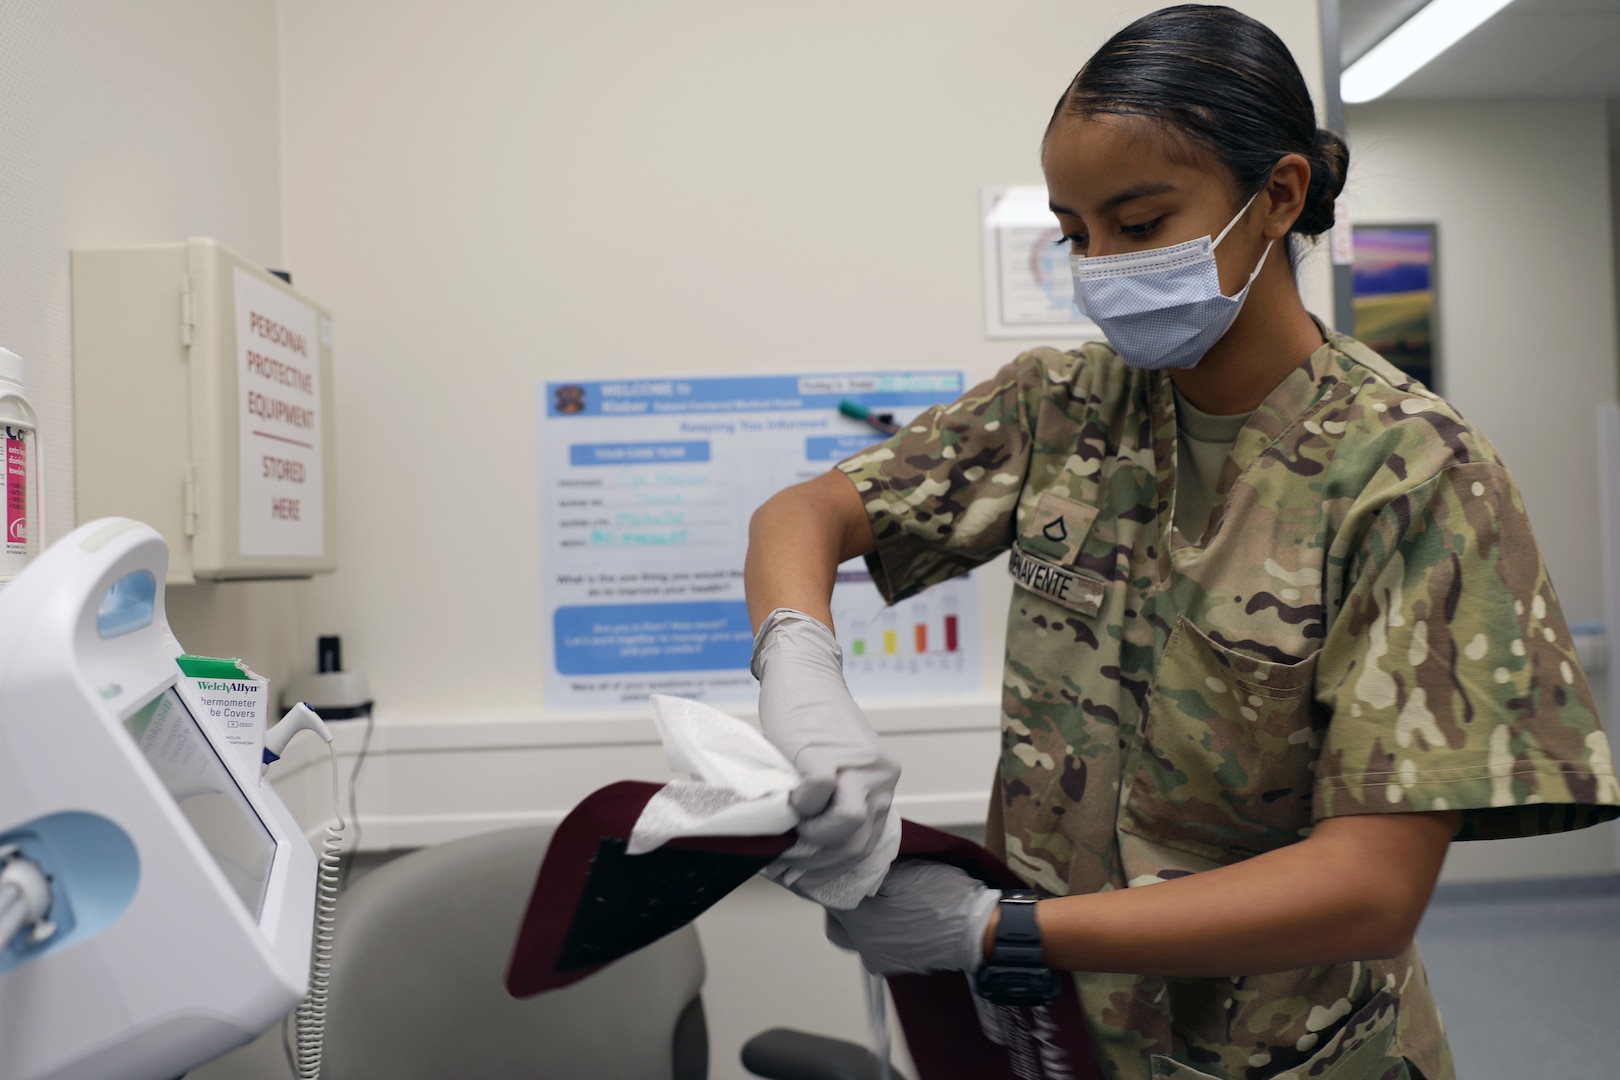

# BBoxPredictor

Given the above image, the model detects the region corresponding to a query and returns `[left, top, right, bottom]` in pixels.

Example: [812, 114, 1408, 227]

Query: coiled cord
[293, 742, 346, 1079]
[862, 966, 892, 1080]
[336, 707, 373, 895]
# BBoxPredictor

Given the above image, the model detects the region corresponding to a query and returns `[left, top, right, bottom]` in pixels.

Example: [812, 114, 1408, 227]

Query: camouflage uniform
[837, 330, 1620, 1080]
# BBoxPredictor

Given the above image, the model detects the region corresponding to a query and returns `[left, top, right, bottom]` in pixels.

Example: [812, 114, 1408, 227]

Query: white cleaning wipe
[628, 779, 800, 851]
[628, 694, 899, 909]
[653, 693, 802, 801]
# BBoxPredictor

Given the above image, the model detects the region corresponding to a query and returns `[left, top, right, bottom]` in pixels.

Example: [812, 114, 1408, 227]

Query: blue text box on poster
[553, 601, 753, 675]
[569, 441, 711, 466]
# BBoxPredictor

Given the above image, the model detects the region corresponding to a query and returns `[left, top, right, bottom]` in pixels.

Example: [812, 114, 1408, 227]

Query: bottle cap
[0, 349, 23, 390]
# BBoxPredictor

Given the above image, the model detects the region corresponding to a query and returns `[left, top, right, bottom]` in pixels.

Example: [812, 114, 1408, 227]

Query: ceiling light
[1341, 0, 1519, 104]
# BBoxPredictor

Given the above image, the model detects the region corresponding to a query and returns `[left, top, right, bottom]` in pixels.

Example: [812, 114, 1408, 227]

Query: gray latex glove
[752, 608, 900, 889]
[825, 860, 1000, 975]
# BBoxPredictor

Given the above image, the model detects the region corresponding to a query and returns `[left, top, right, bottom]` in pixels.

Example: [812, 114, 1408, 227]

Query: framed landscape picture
[1352, 224, 1440, 393]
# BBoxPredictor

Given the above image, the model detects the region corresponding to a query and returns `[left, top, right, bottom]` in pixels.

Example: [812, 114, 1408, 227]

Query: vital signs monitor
[0, 518, 318, 1080]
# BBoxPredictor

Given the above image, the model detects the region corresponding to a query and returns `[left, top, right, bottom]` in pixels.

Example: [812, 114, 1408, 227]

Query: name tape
[1007, 546, 1103, 617]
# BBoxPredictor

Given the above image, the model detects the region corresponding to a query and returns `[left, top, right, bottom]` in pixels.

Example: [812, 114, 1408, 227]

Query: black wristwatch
[973, 890, 1060, 1007]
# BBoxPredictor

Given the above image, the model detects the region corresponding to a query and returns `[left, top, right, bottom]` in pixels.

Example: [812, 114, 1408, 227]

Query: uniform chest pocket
[1150, 991, 1414, 1079]
[1120, 616, 1325, 866]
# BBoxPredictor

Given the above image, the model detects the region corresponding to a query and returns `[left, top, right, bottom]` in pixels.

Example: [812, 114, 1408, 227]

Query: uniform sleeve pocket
[1018, 490, 1098, 564]
[1120, 616, 1324, 866]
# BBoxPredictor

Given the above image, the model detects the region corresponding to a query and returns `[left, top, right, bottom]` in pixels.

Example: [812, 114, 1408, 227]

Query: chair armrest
[740, 1027, 907, 1080]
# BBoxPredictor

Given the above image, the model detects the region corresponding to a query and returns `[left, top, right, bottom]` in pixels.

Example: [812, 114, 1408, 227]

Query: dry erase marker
[839, 401, 900, 436]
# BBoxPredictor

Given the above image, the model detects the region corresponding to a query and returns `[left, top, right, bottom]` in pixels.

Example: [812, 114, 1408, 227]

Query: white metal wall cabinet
[73, 238, 338, 582]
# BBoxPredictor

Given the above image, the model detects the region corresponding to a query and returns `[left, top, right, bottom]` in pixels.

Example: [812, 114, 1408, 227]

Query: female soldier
[744, 6, 1619, 1078]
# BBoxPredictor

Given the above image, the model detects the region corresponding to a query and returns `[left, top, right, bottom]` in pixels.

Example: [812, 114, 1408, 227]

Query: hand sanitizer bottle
[0, 348, 41, 583]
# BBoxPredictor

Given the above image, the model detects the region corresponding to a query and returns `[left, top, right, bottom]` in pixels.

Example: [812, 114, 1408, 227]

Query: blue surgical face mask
[1069, 190, 1274, 371]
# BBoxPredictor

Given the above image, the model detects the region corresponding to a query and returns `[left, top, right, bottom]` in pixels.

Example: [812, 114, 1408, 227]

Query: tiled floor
[1414, 876, 1620, 1078]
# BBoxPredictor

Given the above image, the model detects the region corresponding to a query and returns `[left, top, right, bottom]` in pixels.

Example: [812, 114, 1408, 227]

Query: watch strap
[989, 891, 1044, 966]
[973, 889, 1059, 1007]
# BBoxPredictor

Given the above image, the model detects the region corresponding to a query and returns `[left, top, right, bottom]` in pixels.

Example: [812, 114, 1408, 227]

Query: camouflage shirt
[837, 331, 1620, 1080]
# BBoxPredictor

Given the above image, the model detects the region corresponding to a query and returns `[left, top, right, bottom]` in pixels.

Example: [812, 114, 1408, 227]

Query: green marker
[839, 401, 900, 436]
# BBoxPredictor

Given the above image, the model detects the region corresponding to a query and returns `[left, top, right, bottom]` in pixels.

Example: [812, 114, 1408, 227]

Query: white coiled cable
[862, 966, 893, 1080]
[293, 741, 346, 1080]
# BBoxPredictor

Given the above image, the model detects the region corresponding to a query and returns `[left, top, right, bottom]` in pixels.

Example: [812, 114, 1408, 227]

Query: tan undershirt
[1172, 384, 1251, 542]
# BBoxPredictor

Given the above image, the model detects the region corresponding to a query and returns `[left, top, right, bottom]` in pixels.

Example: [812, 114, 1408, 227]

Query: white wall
[0, 0, 323, 690]
[1612, 100, 1620, 342]
[1345, 98, 1620, 880]
[1345, 99, 1619, 622]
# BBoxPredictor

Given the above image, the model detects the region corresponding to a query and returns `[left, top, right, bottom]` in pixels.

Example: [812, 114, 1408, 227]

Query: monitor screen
[124, 687, 278, 920]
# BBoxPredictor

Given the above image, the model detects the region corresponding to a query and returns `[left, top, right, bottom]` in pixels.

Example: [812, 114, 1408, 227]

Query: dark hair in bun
[1296, 128, 1350, 235]
[1048, 4, 1347, 245]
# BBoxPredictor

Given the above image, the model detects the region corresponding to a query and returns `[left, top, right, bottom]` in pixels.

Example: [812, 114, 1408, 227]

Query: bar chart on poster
[829, 566, 974, 697]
